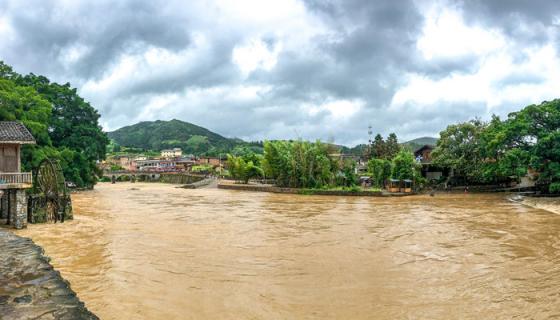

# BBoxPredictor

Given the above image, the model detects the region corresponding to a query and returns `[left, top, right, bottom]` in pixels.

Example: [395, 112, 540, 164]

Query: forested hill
[108, 119, 235, 155]
[402, 136, 438, 151]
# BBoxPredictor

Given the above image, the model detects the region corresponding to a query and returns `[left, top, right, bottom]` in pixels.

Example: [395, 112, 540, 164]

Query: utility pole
[367, 125, 373, 160]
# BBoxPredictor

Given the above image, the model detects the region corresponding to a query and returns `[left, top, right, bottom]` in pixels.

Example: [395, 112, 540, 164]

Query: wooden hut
[401, 179, 413, 193]
[388, 179, 400, 193]
[0, 121, 35, 229]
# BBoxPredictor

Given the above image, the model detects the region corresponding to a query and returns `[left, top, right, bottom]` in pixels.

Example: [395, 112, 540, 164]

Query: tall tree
[385, 133, 400, 159]
[372, 134, 386, 159]
[368, 158, 392, 187]
[0, 61, 109, 188]
[431, 119, 487, 183]
[482, 100, 560, 192]
[391, 150, 419, 181]
[261, 140, 342, 188]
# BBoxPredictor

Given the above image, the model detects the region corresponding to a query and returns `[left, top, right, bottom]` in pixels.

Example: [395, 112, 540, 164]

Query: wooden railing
[0, 172, 33, 185]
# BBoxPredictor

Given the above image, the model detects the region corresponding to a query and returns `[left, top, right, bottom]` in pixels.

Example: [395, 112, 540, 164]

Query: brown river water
[16, 183, 560, 319]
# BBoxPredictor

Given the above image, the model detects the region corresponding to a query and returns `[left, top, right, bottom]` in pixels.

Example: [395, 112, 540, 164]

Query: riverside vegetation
[226, 138, 422, 191]
[226, 100, 560, 194]
[431, 99, 560, 193]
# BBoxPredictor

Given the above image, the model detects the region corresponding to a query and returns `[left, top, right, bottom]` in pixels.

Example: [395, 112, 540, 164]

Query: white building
[161, 148, 182, 158]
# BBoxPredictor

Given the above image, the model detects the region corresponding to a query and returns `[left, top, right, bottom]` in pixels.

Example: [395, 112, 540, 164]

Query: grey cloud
[1, 0, 559, 145]
[250, 0, 424, 112]
[1, 1, 193, 79]
[456, 0, 560, 47]
[494, 71, 546, 88]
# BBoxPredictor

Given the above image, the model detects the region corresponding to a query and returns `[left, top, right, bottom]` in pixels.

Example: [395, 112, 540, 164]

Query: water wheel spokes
[34, 159, 69, 223]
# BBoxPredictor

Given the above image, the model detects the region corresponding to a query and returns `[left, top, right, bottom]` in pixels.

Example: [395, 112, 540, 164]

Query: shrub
[550, 182, 560, 194]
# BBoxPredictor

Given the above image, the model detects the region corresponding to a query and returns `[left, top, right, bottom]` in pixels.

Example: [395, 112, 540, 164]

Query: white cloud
[393, 43, 560, 119]
[232, 39, 282, 76]
[305, 99, 364, 119]
[417, 6, 505, 60]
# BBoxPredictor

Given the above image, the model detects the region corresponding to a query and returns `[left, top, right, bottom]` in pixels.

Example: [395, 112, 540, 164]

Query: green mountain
[108, 119, 236, 155]
[402, 136, 438, 152]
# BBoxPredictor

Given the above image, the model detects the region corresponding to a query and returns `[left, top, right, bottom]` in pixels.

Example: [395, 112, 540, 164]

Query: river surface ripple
[16, 183, 560, 319]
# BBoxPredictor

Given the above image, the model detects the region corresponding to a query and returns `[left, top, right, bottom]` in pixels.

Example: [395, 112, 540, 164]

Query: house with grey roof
[0, 121, 35, 229]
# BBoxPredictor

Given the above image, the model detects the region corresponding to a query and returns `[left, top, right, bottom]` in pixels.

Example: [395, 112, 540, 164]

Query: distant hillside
[108, 119, 235, 155]
[402, 136, 438, 151]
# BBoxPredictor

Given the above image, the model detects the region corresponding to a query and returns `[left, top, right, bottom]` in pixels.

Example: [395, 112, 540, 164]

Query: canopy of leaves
[368, 133, 401, 160]
[391, 150, 420, 181]
[433, 100, 560, 192]
[262, 140, 355, 189]
[0, 61, 108, 188]
[431, 119, 487, 183]
[226, 154, 263, 184]
[368, 158, 392, 187]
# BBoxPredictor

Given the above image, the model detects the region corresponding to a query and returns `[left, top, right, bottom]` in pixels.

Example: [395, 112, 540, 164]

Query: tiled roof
[0, 122, 36, 144]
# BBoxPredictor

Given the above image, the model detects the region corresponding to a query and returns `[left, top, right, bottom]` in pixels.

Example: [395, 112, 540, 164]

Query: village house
[161, 148, 182, 158]
[176, 155, 197, 172]
[0, 122, 35, 229]
[196, 156, 222, 167]
[328, 153, 366, 174]
[414, 145, 448, 181]
[105, 155, 137, 171]
[116, 155, 133, 170]
[136, 159, 178, 172]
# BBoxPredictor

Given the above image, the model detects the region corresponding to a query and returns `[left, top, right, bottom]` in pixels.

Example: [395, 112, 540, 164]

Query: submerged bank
[521, 196, 560, 215]
[218, 181, 411, 196]
[0, 228, 98, 320]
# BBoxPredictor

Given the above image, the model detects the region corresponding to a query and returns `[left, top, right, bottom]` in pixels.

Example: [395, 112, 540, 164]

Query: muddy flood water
[16, 183, 560, 319]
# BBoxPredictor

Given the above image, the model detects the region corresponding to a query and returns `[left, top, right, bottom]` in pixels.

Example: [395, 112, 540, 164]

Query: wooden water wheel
[34, 159, 69, 223]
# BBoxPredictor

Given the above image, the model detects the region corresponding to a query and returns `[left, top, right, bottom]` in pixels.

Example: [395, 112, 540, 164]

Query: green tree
[391, 150, 420, 181]
[336, 159, 358, 187]
[368, 158, 392, 187]
[385, 133, 400, 160]
[482, 100, 560, 192]
[371, 134, 386, 159]
[0, 61, 109, 188]
[262, 140, 337, 188]
[16, 74, 109, 187]
[226, 154, 263, 183]
[0, 78, 52, 145]
[431, 119, 486, 183]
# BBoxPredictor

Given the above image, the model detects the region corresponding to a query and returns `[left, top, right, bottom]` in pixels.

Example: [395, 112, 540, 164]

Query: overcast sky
[1, 0, 560, 145]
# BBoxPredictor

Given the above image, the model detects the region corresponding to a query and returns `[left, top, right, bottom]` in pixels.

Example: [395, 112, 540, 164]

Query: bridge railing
[0, 172, 33, 185]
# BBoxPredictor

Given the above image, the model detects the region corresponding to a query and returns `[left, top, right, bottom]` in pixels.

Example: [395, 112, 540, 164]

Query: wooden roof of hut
[0, 122, 36, 144]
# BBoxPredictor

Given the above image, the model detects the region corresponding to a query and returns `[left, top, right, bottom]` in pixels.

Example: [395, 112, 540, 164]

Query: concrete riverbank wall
[0, 229, 98, 319]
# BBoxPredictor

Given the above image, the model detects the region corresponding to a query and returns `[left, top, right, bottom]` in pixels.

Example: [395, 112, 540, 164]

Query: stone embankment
[0, 229, 98, 320]
[179, 177, 218, 189]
